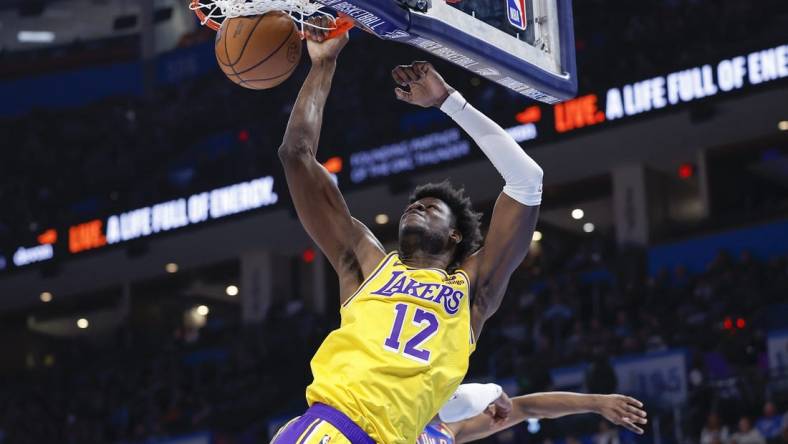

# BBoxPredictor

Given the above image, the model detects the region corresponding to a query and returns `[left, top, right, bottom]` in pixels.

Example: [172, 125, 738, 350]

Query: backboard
[315, 0, 577, 103]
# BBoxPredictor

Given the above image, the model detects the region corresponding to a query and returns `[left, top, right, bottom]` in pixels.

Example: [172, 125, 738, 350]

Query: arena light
[77, 318, 89, 329]
[302, 248, 316, 264]
[583, 222, 595, 233]
[571, 209, 584, 220]
[165, 262, 179, 274]
[226, 285, 239, 296]
[779, 121, 788, 131]
[532, 231, 543, 242]
[17, 31, 55, 43]
[40, 292, 53, 303]
[375, 214, 389, 225]
[196, 305, 209, 316]
[678, 163, 695, 179]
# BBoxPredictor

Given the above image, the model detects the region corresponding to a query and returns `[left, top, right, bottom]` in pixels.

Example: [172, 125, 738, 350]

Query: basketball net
[190, 0, 352, 37]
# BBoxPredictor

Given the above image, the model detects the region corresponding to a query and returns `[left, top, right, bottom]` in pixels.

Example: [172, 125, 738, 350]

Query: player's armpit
[278, 150, 385, 301]
[464, 192, 539, 339]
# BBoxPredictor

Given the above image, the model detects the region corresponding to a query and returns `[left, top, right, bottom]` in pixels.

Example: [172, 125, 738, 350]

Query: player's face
[399, 197, 457, 247]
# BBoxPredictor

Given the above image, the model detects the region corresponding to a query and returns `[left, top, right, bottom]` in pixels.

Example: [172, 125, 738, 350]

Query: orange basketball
[215, 12, 302, 90]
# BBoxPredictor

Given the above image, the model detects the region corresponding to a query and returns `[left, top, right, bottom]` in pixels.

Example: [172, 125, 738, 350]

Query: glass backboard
[315, 0, 577, 103]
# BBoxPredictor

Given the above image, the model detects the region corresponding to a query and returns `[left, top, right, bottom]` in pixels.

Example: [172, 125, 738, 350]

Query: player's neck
[397, 250, 452, 271]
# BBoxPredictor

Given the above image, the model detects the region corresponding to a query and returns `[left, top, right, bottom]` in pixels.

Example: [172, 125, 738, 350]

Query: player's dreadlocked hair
[409, 180, 483, 270]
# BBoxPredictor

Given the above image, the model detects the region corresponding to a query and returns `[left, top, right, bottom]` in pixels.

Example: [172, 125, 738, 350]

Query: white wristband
[439, 383, 503, 423]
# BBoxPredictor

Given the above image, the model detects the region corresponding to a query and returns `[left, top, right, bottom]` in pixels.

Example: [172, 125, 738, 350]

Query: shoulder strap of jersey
[341, 251, 397, 307]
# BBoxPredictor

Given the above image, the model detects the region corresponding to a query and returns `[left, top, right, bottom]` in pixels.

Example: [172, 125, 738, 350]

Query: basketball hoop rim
[190, 0, 221, 31]
[190, 0, 354, 38]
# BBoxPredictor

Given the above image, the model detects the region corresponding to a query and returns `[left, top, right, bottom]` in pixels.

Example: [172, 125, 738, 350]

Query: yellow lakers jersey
[306, 252, 475, 444]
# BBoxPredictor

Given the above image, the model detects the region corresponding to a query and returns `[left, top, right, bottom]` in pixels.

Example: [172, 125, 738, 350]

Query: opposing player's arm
[448, 392, 648, 443]
[392, 61, 542, 339]
[278, 20, 384, 300]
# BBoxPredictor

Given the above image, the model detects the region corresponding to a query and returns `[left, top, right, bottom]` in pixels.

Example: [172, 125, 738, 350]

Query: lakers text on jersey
[306, 252, 476, 444]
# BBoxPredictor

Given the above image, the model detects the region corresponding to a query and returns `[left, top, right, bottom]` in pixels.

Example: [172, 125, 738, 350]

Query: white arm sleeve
[438, 383, 503, 423]
[441, 91, 543, 206]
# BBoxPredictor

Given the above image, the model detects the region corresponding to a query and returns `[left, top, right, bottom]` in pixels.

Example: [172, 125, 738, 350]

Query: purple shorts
[271, 403, 376, 444]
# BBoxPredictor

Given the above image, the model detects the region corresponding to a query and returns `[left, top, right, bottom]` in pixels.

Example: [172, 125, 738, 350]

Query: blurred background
[0, 0, 787, 443]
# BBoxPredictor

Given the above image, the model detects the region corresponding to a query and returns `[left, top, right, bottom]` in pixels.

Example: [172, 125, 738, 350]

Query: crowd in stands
[699, 406, 788, 444]
[0, 246, 787, 443]
[0, 299, 330, 444]
[484, 248, 788, 371]
[2, 0, 788, 251]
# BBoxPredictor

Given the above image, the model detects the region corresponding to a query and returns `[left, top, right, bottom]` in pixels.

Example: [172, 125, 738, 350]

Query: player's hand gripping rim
[303, 15, 350, 63]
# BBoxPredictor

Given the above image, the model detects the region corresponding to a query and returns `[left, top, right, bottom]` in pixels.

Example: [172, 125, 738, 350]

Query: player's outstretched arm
[279, 19, 384, 301]
[448, 392, 648, 443]
[392, 62, 541, 339]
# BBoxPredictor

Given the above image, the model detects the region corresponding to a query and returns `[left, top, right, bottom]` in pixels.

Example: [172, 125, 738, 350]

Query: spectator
[778, 427, 788, 444]
[756, 402, 783, 442]
[613, 309, 633, 339]
[784, 411, 788, 435]
[542, 293, 574, 353]
[585, 355, 617, 394]
[731, 417, 767, 444]
[701, 412, 730, 444]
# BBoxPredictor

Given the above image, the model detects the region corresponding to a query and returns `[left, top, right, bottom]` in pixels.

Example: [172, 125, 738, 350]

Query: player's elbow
[520, 157, 543, 183]
[532, 162, 544, 181]
[278, 142, 314, 165]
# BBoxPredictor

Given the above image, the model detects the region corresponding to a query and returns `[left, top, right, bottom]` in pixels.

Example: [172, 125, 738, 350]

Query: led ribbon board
[315, 0, 578, 103]
[545, 44, 788, 134]
[348, 124, 538, 184]
[90, 177, 279, 249]
[0, 177, 279, 273]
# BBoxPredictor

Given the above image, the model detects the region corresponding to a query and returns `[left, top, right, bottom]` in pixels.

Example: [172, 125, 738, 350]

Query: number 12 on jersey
[384, 303, 439, 363]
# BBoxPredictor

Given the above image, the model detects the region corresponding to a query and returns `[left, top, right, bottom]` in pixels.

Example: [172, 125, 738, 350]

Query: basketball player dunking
[272, 19, 543, 444]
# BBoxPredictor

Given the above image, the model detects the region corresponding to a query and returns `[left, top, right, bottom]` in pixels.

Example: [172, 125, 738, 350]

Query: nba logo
[506, 0, 527, 30]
